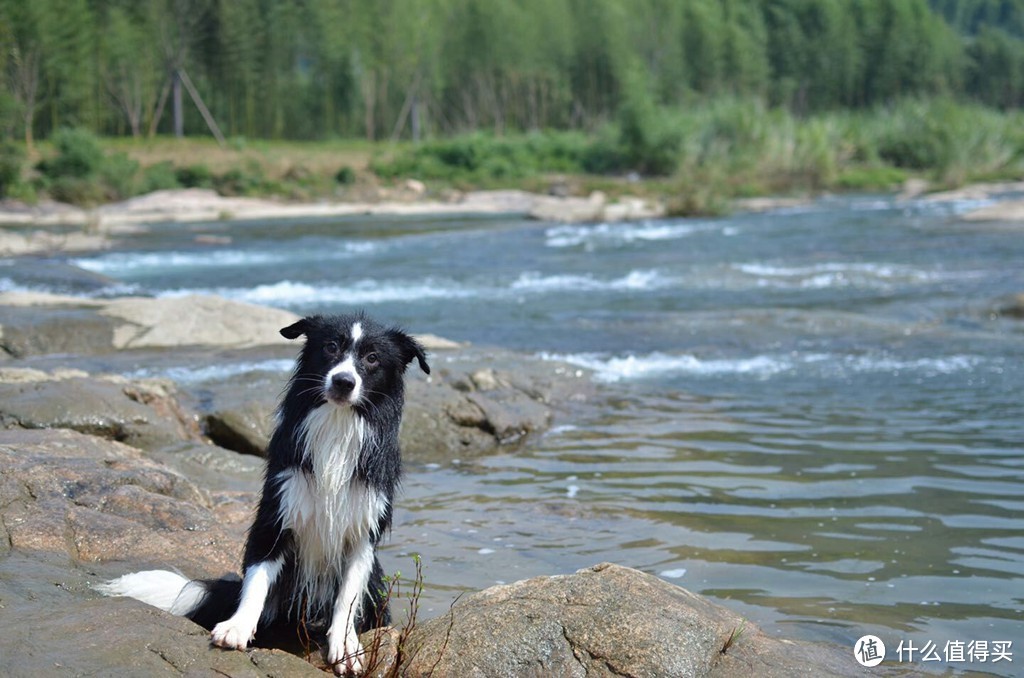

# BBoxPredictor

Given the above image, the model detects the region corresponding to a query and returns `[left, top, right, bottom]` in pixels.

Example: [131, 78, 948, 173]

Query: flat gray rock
[0, 292, 299, 357]
[0, 369, 203, 452]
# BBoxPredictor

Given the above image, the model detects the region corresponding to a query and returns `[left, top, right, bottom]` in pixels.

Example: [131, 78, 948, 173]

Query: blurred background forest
[4, 0, 1024, 207]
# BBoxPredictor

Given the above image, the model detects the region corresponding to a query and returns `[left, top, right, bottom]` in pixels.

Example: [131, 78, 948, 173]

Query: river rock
[0, 224, 110, 255]
[0, 300, 116, 358]
[196, 370, 283, 456]
[995, 292, 1024, 318]
[0, 291, 300, 357]
[963, 200, 1024, 222]
[529, 191, 665, 223]
[101, 295, 300, 350]
[194, 348, 594, 461]
[0, 257, 120, 293]
[0, 420, 861, 677]
[0, 427, 318, 676]
[0, 368, 203, 451]
[204, 398, 275, 456]
[368, 562, 863, 678]
[0, 428, 246, 573]
[731, 196, 815, 213]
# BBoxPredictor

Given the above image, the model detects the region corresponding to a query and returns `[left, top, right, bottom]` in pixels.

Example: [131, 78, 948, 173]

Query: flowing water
[13, 194, 1024, 669]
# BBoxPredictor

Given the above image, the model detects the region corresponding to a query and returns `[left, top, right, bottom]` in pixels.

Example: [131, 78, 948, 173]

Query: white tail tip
[94, 570, 201, 615]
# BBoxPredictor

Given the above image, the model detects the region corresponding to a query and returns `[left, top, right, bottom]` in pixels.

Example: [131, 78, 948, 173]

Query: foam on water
[510, 269, 670, 293]
[0, 277, 35, 293]
[0, 276, 139, 298]
[732, 262, 942, 289]
[157, 268, 672, 308]
[539, 352, 795, 382]
[128, 358, 295, 384]
[160, 278, 479, 307]
[541, 351, 985, 383]
[658, 568, 687, 579]
[73, 250, 285, 273]
[72, 241, 375, 274]
[544, 221, 707, 248]
[843, 355, 982, 375]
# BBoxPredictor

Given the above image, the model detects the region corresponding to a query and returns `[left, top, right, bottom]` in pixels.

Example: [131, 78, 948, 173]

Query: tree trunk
[411, 94, 421, 142]
[24, 113, 34, 155]
[148, 77, 171, 138]
[363, 71, 376, 142]
[173, 70, 184, 138]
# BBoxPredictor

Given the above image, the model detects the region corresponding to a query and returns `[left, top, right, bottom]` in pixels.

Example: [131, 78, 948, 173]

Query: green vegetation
[3, 1, 1024, 211]
[3, 0, 1024, 142]
[366, 97, 1024, 201]
[2, 97, 1023, 212]
[1, 130, 370, 206]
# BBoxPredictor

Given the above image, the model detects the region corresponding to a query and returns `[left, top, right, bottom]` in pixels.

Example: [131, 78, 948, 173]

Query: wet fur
[97, 313, 429, 674]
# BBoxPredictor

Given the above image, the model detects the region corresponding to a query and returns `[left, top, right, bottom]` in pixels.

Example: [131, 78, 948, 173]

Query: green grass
[5, 97, 1024, 215]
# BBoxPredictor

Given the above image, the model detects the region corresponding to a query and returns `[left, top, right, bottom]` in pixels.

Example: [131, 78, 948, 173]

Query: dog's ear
[389, 329, 430, 375]
[280, 318, 311, 340]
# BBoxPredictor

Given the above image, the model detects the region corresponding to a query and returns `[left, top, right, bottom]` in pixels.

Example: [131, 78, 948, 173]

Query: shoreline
[0, 186, 664, 252]
[4, 179, 1024, 258]
[0, 186, 665, 256]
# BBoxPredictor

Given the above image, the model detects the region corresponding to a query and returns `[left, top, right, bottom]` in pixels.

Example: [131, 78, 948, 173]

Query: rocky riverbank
[0, 289, 867, 675]
[0, 187, 666, 256]
[7, 179, 1024, 259]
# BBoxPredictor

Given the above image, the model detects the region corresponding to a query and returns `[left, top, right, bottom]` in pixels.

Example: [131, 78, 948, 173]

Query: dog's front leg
[327, 541, 375, 675]
[211, 558, 282, 650]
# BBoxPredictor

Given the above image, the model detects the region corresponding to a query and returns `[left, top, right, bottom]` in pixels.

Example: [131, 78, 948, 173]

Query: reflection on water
[393, 375, 1023, 653]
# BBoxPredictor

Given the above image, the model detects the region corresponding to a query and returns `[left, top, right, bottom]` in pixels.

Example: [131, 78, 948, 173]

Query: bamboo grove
[3, 0, 1024, 144]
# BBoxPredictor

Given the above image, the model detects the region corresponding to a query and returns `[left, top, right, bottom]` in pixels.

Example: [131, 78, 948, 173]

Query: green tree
[36, 0, 97, 132]
[100, 7, 161, 137]
[968, 25, 1024, 106]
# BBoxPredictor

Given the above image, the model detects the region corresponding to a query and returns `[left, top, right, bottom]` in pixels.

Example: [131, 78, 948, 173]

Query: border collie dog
[98, 313, 429, 675]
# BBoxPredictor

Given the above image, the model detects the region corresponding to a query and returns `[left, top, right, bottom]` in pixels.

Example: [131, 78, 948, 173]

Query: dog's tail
[94, 570, 242, 630]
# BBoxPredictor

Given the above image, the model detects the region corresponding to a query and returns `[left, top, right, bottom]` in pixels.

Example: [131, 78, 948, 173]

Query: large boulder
[195, 347, 595, 461]
[0, 428, 246, 573]
[0, 367, 203, 451]
[100, 295, 299, 350]
[368, 563, 863, 678]
[401, 362, 562, 460]
[0, 291, 299, 357]
[0, 300, 117, 358]
[0, 425, 862, 677]
[0, 428, 321, 676]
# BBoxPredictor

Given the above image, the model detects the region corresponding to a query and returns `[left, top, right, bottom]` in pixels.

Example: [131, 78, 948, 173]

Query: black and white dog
[98, 313, 429, 675]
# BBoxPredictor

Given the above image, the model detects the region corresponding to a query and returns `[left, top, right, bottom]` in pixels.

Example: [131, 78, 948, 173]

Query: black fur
[185, 312, 428, 642]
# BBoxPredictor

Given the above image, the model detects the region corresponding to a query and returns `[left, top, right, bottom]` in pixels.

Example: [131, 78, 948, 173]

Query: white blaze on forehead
[325, 356, 362, 403]
[322, 321, 365, 404]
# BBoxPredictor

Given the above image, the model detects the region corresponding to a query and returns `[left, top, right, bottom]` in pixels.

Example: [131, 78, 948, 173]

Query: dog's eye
[324, 341, 340, 355]
[364, 352, 379, 366]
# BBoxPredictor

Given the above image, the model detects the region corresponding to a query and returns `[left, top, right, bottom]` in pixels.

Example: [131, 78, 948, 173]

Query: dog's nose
[331, 373, 356, 395]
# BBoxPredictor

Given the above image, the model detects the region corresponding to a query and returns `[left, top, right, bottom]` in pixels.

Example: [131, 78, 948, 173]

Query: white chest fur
[276, 405, 388, 614]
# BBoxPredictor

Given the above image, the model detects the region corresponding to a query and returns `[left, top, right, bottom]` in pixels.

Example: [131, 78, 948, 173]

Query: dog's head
[281, 313, 430, 412]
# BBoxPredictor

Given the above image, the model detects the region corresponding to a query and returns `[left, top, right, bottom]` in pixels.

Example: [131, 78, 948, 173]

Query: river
[13, 193, 1023, 668]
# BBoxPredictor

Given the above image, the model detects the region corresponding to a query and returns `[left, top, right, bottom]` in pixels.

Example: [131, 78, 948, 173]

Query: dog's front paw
[211, 617, 255, 650]
[327, 630, 364, 676]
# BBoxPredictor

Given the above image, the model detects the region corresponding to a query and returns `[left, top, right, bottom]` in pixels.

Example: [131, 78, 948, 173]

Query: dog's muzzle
[330, 373, 356, 398]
